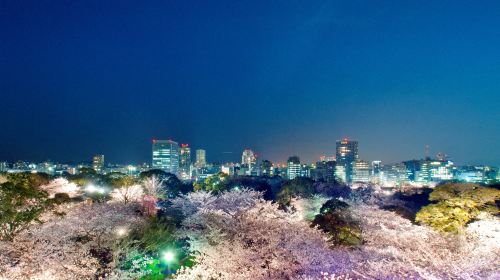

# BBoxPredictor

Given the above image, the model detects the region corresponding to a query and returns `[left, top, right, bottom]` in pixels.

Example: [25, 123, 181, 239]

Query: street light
[163, 251, 175, 263]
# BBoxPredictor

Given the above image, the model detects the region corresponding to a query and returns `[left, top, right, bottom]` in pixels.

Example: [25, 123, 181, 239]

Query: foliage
[0, 202, 146, 279]
[141, 170, 189, 197]
[40, 177, 80, 198]
[142, 176, 167, 199]
[291, 195, 330, 221]
[107, 174, 137, 189]
[416, 183, 500, 232]
[51, 192, 72, 204]
[314, 182, 351, 199]
[6, 172, 50, 188]
[277, 177, 315, 207]
[225, 176, 274, 200]
[312, 199, 362, 246]
[193, 172, 229, 193]
[351, 205, 500, 279]
[0, 181, 49, 241]
[110, 184, 144, 204]
[174, 189, 344, 280]
[416, 198, 478, 233]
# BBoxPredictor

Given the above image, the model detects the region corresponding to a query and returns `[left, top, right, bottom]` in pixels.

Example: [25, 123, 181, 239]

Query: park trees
[312, 199, 362, 246]
[277, 177, 315, 207]
[0, 178, 49, 241]
[416, 183, 500, 232]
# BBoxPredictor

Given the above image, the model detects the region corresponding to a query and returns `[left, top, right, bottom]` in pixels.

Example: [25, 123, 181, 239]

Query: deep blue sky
[1, 0, 499, 166]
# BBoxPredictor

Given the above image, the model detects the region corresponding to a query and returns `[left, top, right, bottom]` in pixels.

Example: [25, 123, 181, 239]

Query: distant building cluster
[1, 137, 498, 188]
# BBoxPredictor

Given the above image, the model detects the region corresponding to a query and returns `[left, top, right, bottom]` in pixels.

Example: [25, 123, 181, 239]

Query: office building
[195, 149, 207, 168]
[241, 149, 257, 175]
[352, 160, 370, 183]
[287, 156, 301, 180]
[336, 138, 359, 183]
[152, 139, 180, 174]
[92, 155, 105, 173]
[179, 144, 192, 180]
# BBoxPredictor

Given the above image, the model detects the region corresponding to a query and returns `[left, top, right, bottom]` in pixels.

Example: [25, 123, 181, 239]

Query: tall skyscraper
[92, 155, 105, 173]
[241, 149, 257, 175]
[287, 156, 301, 180]
[195, 149, 207, 168]
[336, 138, 359, 183]
[152, 139, 180, 174]
[241, 149, 257, 166]
[179, 144, 191, 180]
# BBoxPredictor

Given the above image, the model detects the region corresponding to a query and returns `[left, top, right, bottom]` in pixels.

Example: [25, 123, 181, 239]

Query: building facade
[179, 144, 191, 180]
[287, 156, 301, 180]
[92, 155, 105, 174]
[152, 140, 180, 174]
[336, 138, 359, 183]
[352, 160, 370, 183]
[195, 149, 207, 168]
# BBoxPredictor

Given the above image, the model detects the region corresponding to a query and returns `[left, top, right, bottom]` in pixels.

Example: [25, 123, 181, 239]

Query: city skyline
[1, 1, 499, 166]
[0, 136, 496, 168]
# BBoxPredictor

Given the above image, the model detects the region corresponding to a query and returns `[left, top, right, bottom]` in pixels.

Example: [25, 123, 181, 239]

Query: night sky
[1, 0, 499, 166]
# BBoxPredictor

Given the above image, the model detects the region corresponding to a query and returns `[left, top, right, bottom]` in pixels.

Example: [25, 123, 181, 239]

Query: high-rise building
[336, 138, 359, 183]
[241, 149, 257, 166]
[152, 139, 180, 174]
[179, 144, 191, 180]
[195, 149, 207, 168]
[287, 156, 301, 180]
[92, 155, 105, 173]
[352, 160, 370, 183]
[241, 149, 257, 175]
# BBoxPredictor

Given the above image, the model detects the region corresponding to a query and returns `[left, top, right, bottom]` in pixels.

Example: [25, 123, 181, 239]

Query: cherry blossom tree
[0, 202, 146, 279]
[173, 189, 500, 280]
[39, 178, 80, 198]
[110, 184, 144, 203]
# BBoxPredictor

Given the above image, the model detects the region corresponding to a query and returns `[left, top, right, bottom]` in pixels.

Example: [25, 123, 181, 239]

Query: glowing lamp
[163, 251, 175, 263]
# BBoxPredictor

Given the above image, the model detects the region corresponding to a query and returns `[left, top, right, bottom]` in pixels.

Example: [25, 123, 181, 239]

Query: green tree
[277, 177, 315, 207]
[193, 172, 229, 192]
[7, 172, 50, 188]
[311, 199, 362, 246]
[0, 181, 49, 240]
[416, 183, 500, 233]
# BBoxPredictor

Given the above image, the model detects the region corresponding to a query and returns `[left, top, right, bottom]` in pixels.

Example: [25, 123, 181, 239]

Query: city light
[162, 251, 175, 263]
[116, 227, 128, 237]
[85, 184, 98, 193]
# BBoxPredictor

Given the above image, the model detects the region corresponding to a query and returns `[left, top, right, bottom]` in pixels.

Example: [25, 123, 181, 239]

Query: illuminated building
[241, 149, 257, 166]
[430, 160, 454, 181]
[152, 139, 179, 174]
[335, 165, 346, 183]
[287, 156, 301, 180]
[417, 159, 454, 183]
[0, 162, 7, 172]
[92, 155, 105, 174]
[456, 165, 497, 184]
[336, 138, 359, 183]
[195, 149, 207, 168]
[352, 160, 370, 183]
[179, 144, 191, 180]
[241, 149, 257, 175]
